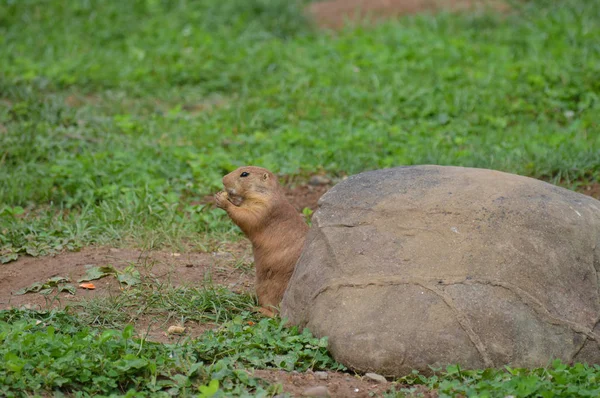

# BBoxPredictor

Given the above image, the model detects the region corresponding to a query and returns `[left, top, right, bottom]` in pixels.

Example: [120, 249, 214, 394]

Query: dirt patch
[0, 243, 254, 311]
[64, 93, 100, 108]
[134, 315, 219, 343]
[308, 0, 509, 29]
[284, 183, 331, 212]
[200, 178, 333, 212]
[255, 369, 435, 397]
[255, 370, 388, 398]
[579, 182, 600, 200]
[0, 243, 255, 342]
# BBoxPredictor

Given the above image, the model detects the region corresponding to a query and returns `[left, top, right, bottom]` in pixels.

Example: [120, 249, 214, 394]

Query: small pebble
[302, 386, 329, 397]
[167, 325, 186, 335]
[365, 372, 387, 383]
[212, 252, 233, 259]
[309, 175, 331, 186]
[314, 371, 328, 380]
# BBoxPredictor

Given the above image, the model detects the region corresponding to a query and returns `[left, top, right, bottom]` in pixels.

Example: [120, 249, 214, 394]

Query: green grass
[394, 362, 600, 397]
[3, 307, 600, 397]
[0, 309, 341, 397]
[76, 280, 258, 329]
[1, 0, 599, 259]
[1, 0, 600, 395]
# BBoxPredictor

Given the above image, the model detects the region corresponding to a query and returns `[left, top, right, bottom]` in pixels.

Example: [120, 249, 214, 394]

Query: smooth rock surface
[281, 165, 600, 376]
[314, 371, 329, 380]
[364, 372, 387, 383]
[301, 386, 330, 397]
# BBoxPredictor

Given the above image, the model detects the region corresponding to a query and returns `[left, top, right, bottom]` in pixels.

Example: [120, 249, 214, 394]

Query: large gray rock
[280, 166, 600, 376]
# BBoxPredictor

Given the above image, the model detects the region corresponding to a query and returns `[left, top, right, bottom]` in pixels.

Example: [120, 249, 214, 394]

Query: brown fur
[215, 166, 309, 317]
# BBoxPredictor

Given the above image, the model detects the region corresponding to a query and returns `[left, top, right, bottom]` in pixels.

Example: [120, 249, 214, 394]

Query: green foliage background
[2, 1, 599, 200]
[1, 0, 599, 257]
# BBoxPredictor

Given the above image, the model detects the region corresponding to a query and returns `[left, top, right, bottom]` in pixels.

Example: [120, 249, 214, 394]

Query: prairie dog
[215, 166, 309, 316]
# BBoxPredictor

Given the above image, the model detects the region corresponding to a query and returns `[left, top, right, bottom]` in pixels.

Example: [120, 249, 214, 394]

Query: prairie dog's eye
[240, 172, 249, 177]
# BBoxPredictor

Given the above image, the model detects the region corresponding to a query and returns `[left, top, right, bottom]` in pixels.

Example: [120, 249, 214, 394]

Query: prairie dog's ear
[262, 172, 269, 181]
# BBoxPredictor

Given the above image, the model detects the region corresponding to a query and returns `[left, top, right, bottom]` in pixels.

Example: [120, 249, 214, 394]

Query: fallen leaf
[25, 246, 40, 257]
[0, 253, 18, 264]
[79, 283, 96, 290]
[14, 276, 73, 296]
[58, 284, 77, 295]
[15, 282, 45, 295]
[47, 276, 70, 285]
[116, 270, 141, 286]
[78, 265, 116, 282]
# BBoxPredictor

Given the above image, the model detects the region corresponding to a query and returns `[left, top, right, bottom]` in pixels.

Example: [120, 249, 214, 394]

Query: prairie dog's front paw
[215, 191, 230, 209]
[255, 306, 276, 318]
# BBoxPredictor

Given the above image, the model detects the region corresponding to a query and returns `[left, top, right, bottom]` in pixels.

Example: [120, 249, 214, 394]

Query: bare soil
[308, 0, 509, 29]
[0, 244, 254, 311]
[200, 177, 332, 211]
[284, 181, 331, 211]
[254, 369, 414, 398]
[0, 243, 256, 343]
[580, 182, 600, 200]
